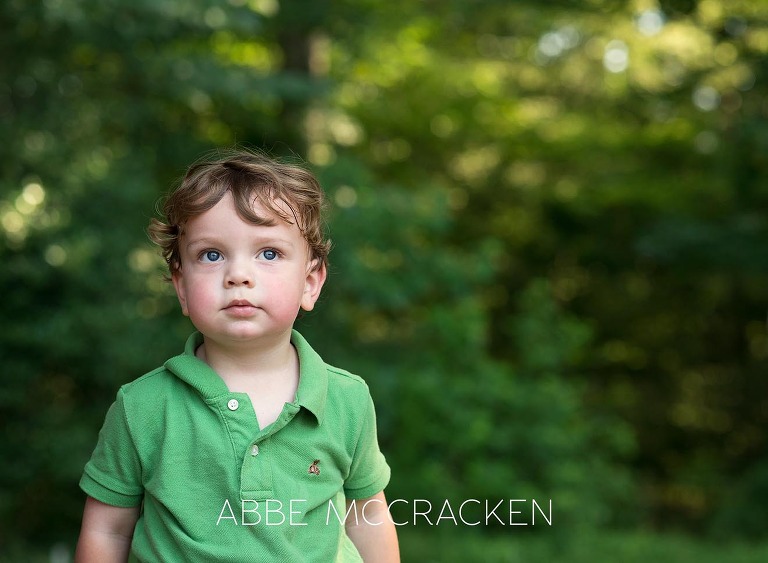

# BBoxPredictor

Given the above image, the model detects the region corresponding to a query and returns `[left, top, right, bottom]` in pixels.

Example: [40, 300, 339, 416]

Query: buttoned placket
[220, 394, 302, 501]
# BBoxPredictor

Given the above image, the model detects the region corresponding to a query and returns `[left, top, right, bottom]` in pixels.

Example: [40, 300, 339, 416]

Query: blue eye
[200, 250, 222, 263]
[262, 249, 278, 261]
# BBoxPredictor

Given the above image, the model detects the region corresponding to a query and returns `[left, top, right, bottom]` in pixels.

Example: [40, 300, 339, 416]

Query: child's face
[171, 191, 325, 348]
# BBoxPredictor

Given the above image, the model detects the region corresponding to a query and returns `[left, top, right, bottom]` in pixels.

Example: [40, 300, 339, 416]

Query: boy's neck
[196, 331, 298, 382]
[197, 332, 301, 428]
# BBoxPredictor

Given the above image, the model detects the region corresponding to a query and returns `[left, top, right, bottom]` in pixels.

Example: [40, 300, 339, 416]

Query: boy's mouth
[226, 299, 255, 308]
[223, 299, 258, 316]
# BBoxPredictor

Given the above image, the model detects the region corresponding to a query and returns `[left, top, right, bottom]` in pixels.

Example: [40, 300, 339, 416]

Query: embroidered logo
[308, 459, 320, 476]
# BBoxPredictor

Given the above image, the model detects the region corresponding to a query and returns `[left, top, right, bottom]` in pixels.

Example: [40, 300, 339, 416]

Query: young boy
[75, 150, 399, 562]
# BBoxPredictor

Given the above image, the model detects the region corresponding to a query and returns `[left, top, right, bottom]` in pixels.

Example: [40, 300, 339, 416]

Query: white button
[227, 399, 239, 411]
[251, 445, 259, 456]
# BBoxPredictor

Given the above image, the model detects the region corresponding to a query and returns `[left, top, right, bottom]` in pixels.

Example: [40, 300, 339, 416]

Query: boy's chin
[202, 327, 294, 344]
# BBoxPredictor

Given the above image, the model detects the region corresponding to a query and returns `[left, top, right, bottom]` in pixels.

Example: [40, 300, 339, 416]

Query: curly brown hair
[148, 149, 331, 276]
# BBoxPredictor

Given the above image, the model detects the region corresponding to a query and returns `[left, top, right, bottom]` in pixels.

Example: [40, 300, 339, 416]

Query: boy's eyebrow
[185, 237, 217, 250]
[184, 236, 296, 250]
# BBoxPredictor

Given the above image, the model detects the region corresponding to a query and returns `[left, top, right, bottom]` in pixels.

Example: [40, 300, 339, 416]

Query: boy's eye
[200, 250, 222, 263]
[261, 249, 278, 261]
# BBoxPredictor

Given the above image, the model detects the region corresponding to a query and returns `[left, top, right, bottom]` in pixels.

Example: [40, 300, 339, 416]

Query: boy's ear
[301, 260, 327, 312]
[171, 269, 190, 316]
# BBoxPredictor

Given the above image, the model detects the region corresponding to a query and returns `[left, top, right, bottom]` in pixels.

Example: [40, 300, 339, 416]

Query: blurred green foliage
[2, 0, 768, 560]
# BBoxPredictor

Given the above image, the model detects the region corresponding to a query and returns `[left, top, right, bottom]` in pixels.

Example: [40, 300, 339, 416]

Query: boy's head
[148, 149, 331, 277]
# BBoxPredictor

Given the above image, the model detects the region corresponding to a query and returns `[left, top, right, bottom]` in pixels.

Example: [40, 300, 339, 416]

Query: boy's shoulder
[320, 362, 376, 411]
[116, 364, 187, 404]
[114, 350, 371, 398]
[126, 364, 174, 387]
[292, 330, 372, 398]
[324, 362, 368, 387]
[114, 332, 377, 411]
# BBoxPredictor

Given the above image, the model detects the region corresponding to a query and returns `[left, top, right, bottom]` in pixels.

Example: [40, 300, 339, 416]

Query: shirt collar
[163, 334, 228, 400]
[164, 331, 328, 425]
[290, 330, 328, 425]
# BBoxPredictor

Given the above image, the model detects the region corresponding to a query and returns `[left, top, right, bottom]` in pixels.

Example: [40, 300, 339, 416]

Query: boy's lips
[226, 299, 255, 308]
[223, 299, 258, 316]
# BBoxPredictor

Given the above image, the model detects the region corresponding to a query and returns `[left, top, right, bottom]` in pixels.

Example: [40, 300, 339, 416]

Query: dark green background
[2, 0, 768, 560]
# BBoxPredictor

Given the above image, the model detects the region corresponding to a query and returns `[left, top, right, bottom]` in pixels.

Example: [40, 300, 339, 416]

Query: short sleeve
[343, 390, 391, 499]
[79, 389, 143, 507]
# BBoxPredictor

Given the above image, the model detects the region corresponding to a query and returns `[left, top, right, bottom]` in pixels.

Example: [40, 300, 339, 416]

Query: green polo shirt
[80, 330, 390, 562]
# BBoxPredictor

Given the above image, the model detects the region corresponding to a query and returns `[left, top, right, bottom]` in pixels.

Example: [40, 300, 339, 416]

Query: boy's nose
[226, 276, 253, 287]
[224, 261, 254, 287]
